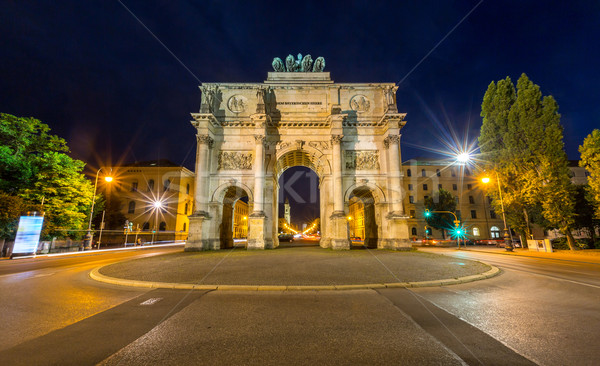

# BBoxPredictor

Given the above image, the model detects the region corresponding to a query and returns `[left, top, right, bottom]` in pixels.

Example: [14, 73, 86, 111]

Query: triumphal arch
[185, 55, 410, 251]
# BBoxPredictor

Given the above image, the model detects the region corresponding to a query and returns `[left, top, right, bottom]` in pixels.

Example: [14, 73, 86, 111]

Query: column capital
[254, 135, 267, 145]
[384, 135, 401, 145]
[197, 134, 214, 148]
[331, 135, 344, 145]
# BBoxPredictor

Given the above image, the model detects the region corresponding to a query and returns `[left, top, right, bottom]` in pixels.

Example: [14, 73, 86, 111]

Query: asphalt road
[0, 243, 598, 365]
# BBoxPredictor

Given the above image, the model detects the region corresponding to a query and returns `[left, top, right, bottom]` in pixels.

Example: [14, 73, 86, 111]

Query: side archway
[346, 183, 386, 249]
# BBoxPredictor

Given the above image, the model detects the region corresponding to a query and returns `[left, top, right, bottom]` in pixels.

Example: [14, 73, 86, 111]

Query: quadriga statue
[273, 53, 325, 72]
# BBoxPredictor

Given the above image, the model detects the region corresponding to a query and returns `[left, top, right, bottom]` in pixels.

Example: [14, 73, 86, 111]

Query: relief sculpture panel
[218, 151, 254, 170]
[345, 151, 380, 170]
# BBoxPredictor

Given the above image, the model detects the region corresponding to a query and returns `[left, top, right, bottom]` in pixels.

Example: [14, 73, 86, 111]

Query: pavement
[450, 244, 600, 264]
[92, 243, 500, 290]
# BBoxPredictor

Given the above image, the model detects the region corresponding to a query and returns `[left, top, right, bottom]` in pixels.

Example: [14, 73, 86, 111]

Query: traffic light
[424, 209, 431, 218]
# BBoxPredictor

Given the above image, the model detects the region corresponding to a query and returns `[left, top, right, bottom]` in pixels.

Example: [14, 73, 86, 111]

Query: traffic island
[90, 247, 500, 291]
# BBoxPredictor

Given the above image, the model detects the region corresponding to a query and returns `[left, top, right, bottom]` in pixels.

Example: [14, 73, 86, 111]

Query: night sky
[2, 1, 599, 226]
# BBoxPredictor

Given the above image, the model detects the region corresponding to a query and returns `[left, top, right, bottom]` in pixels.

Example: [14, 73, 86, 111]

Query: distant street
[0, 243, 599, 365]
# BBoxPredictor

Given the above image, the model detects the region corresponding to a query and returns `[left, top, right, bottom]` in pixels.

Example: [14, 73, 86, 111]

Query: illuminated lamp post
[151, 200, 163, 245]
[481, 173, 513, 252]
[84, 168, 113, 250]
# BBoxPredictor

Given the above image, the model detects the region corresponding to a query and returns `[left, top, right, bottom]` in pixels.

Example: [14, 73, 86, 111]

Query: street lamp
[481, 172, 513, 252]
[84, 168, 113, 250]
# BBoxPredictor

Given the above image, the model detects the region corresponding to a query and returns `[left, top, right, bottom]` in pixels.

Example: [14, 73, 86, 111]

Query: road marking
[140, 297, 163, 306]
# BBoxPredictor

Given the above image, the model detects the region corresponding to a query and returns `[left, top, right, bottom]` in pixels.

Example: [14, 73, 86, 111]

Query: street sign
[13, 215, 44, 256]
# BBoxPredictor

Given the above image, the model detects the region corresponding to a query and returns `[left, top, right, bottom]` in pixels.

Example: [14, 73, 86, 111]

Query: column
[252, 134, 266, 214]
[194, 134, 213, 216]
[386, 135, 404, 215]
[331, 134, 344, 213]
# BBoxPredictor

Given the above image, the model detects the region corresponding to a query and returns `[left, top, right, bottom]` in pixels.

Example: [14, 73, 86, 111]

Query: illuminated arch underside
[275, 150, 327, 178]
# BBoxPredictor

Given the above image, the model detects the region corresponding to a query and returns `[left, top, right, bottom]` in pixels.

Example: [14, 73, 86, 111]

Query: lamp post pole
[84, 168, 101, 250]
[495, 171, 513, 252]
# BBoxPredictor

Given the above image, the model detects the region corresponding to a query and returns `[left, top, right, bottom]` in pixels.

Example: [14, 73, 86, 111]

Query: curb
[89, 264, 501, 291]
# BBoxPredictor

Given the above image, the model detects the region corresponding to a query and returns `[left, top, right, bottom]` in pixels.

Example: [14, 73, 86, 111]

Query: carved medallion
[227, 95, 248, 113]
[218, 152, 253, 170]
[345, 151, 380, 170]
[350, 95, 371, 113]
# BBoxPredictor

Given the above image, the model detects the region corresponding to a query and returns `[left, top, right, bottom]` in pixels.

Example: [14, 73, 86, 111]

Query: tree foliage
[479, 74, 577, 250]
[0, 113, 95, 240]
[579, 129, 600, 217]
[424, 188, 457, 239]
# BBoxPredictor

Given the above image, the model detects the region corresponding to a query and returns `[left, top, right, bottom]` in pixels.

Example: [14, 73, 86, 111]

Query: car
[278, 234, 294, 242]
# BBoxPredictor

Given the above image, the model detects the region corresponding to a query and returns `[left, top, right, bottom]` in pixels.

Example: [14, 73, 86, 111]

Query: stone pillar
[186, 134, 213, 251]
[329, 134, 350, 250]
[386, 135, 404, 215]
[247, 134, 268, 249]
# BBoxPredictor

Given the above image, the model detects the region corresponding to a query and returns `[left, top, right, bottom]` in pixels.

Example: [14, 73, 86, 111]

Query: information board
[13, 216, 44, 255]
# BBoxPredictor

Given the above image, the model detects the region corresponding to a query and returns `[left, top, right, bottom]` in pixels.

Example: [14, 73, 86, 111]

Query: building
[284, 198, 291, 227]
[109, 160, 195, 235]
[233, 199, 249, 238]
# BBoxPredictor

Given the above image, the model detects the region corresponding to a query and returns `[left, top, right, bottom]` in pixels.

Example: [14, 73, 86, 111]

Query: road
[0, 244, 598, 365]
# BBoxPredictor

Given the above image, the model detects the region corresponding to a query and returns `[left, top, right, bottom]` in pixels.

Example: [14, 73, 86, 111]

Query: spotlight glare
[456, 152, 470, 163]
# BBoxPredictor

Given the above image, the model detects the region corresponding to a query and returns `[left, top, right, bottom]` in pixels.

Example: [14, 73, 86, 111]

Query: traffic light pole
[425, 210, 462, 248]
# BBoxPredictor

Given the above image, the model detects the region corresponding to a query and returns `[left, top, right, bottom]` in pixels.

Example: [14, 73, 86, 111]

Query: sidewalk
[456, 245, 600, 264]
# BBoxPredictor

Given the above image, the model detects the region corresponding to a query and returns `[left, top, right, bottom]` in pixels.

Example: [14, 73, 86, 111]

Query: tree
[572, 185, 599, 248]
[424, 189, 457, 239]
[579, 129, 600, 217]
[0, 113, 95, 240]
[479, 74, 577, 250]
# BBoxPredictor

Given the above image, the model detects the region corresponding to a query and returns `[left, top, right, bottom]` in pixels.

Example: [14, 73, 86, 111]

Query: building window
[409, 196, 414, 204]
[421, 169, 426, 177]
[159, 221, 167, 231]
[424, 195, 429, 201]
[423, 184, 428, 191]
[411, 227, 417, 236]
[131, 181, 138, 192]
[148, 179, 154, 191]
[128, 201, 136, 214]
[436, 169, 441, 177]
[186, 183, 190, 194]
[491, 226, 500, 238]
[467, 184, 472, 190]
[451, 169, 456, 177]
[183, 222, 187, 232]
[471, 210, 477, 219]
[185, 203, 189, 215]
[452, 184, 457, 190]
[142, 222, 150, 231]
[407, 169, 412, 177]
[490, 210, 497, 219]
[408, 184, 413, 191]
[455, 197, 459, 204]
[469, 196, 475, 204]
[465, 168, 470, 176]
[410, 210, 415, 218]
[473, 227, 480, 236]
[163, 179, 171, 192]
[438, 184, 442, 190]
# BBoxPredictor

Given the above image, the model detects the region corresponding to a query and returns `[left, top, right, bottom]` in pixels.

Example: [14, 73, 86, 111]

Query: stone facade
[186, 71, 411, 251]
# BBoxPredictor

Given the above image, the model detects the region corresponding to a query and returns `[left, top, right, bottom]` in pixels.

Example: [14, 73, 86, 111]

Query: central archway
[270, 147, 332, 248]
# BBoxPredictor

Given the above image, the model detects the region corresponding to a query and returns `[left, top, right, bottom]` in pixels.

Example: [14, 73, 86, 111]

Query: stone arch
[271, 145, 332, 178]
[346, 183, 386, 249]
[211, 181, 254, 205]
[344, 182, 386, 205]
[211, 184, 251, 249]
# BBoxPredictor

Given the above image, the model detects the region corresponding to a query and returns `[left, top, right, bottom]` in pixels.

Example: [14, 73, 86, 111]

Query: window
[159, 221, 167, 231]
[408, 184, 413, 191]
[411, 227, 417, 236]
[423, 184, 428, 191]
[473, 227, 480, 236]
[471, 210, 477, 219]
[131, 181, 138, 192]
[451, 169, 456, 177]
[128, 201, 136, 214]
[410, 210, 415, 218]
[438, 184, 442, 190]
[465, 168, 470, 176]
[421, 169, 426, 177]
[148, 179, 154, 191]
[452, 184, 457, 191]
[490, 210, 497, 219]
[409, 196, 414, 204]
[163, 179, 171, 192]
[142, 222, 150, 231]
[185, 203, 189, 215]
[467, 184, 472, 190]
[407, 169, 412, 177]
[183, 222, 187, 232]
[491, 226, 501, 239]
[424, 196, 429, 201]
[469, 196, 475, 204]
[455, 197, 459, 204]
[186, 183, 190, 194]
[436, 169, 441, 177]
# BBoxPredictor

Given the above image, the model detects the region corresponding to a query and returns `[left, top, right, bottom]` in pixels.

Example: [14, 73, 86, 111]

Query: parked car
[278, 234, 294, 242]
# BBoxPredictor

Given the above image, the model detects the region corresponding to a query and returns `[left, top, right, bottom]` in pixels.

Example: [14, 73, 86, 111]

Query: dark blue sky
[2, 1, 598, 174]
